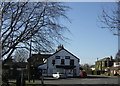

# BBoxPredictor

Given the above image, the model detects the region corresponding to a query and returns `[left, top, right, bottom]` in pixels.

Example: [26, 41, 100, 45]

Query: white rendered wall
[47, 49, 80, 76]
[113, 62, 120, 67]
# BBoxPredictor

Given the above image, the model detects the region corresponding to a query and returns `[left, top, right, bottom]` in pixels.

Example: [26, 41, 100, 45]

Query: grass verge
[9, 82, 42, 86]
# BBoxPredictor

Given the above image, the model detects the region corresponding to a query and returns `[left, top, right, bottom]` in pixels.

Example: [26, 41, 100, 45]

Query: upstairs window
[105, 61, 107, 67]
[70, 59, 74, 66]
[61, 59, 64, 65]
[65, 56, 70, 59]
[52, 60, 55, 65]
[56, 56, 60, 59]
[116, 62, 119, 65]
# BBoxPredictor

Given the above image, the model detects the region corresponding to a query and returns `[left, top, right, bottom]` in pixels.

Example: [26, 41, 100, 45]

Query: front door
[73, 69, 76, 76]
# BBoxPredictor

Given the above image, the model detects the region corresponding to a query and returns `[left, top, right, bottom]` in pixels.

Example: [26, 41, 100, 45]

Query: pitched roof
[27, 54, 52, 66]
[50, 47, 80, 60]
[27, 47, 80, 66]
[95, 56, 114, 62]
[95, 57, 110, 62]
[114, 58, 120, 62]
[27, 54, 52, 62]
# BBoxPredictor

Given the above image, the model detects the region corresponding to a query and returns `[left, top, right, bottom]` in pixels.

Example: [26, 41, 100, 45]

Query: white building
[110, 50, 120, 76]
[39, 45, 80, 77]
[113, 61, 120, 67]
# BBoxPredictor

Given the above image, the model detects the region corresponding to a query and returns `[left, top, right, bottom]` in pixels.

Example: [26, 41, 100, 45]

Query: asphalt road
[33, 75, 120, 85]
[9, 75, 120, 86]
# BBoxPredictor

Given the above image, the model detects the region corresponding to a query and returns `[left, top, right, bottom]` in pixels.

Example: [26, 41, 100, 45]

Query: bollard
[16, 76, 21, 86]
[41, 76, 44, 86]
[16, 76, 25, 86]
[21, 78, 25, 86]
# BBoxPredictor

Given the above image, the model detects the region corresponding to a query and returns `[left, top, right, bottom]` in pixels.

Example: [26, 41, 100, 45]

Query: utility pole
[114, 1, 120, 52]
[118, 1, 120, 52]
[28, 32, 32, 82]
[117, 1, 120, 85]
[97, 58, 98, 75]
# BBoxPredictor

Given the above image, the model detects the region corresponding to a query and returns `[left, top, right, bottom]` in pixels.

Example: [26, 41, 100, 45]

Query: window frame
[56, 56, 60, 59]
[70, 59, 74, 66]
[65, 56, 70, 59]
[61, 59, 65, 65]
[52, 59, 55, 65]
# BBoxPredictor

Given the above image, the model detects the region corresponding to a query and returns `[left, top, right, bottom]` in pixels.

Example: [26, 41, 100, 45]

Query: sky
[3, 1, 119, 65]
[59, 2, 118, 65]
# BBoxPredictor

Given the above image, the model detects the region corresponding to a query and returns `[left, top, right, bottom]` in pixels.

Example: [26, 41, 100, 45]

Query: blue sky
[60, 2, 118, 65]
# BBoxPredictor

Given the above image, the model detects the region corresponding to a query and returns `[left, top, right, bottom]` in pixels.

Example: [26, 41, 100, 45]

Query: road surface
[33, 75, 120, 85]
[9, 75, 120, 86]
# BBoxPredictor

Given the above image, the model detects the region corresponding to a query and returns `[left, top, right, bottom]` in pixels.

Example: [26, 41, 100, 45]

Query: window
[109, 61, 113, 67]
[43, 69, 47, 74]
[61, 59, 64, 65]
[65, 56, 70, 59]
[70, 59, 74, 65]
[105, 61, 107, 67]
[69, 69, 73, 74]
[116, 62, 119, 65]
[56, 56, 60, 59]
[37, 57, 39, 60]
[52, 60, 55, 65]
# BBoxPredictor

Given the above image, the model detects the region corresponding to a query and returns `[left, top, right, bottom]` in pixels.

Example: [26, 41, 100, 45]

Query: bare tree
[98, 1, 120, 52]
[82, 64, 90, 71]
[1, 2, 70, 60]
[13, 48, 28, 62]
[98, 2, 120, 35]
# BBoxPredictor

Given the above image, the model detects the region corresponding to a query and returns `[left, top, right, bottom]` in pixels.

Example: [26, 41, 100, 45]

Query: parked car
[53, 72, 67, 79]
[80, 71, 87, 78]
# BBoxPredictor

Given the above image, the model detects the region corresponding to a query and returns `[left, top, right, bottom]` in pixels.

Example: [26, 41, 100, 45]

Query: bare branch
[2, 2, 70, 60]
[98, 2, 119, 35]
